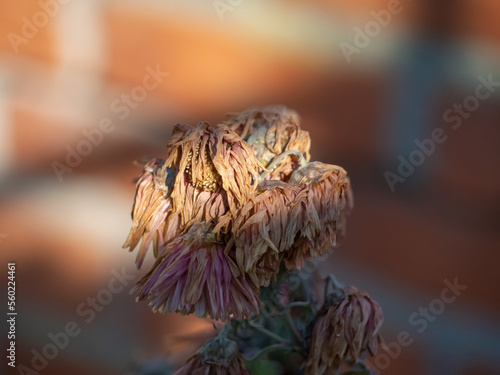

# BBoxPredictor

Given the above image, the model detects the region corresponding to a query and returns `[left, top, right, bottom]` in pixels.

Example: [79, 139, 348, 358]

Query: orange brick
[0, 0, 57, 62]
[460, 0, 500, 44]
[103, 5, 320, 114]
[10, 103, 79, 168]
[438, 105, 500, 212]
[342, 191, 500, 313]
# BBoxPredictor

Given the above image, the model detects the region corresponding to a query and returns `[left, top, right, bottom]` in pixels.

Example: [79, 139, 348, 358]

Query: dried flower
[165, 122, 263, 233]
[174, 333, 249, 375]
[305, 286, 384, 375]
[224, 106, 311, 170]
[178, 181, 231, 232]
[230, 180, 301, 286]
[285, 162, 353, 269]
[122, 158, 181, 268]
[133, 222, 260, 322]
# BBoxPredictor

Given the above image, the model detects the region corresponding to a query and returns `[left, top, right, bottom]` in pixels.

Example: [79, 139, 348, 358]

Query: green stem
[258, 150, 308, 181]
[282, 309, 305, 346]
[285, 301, 312, 309]
[244, 343, 292, 361]
[219, 324, 231, 338]
[247, 321, 288, 345]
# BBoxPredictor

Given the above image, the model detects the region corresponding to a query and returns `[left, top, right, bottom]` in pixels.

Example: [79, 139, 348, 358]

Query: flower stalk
[123, 106, 383, 375]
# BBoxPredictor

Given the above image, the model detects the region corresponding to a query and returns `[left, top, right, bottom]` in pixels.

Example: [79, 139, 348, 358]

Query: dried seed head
[305, 286, 384, 375]
[185, 141, 222, 192]
[165, 122, 264, 232]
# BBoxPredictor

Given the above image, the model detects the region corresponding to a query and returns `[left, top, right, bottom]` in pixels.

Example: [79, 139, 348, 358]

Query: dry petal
[134, 222, 261, 322]
[122, 158, 181, 268]
[231, 180, 301, 286]
[165, 122, 263, 233]
[224, 106, 311, 171]
[285, 162, 353, 269]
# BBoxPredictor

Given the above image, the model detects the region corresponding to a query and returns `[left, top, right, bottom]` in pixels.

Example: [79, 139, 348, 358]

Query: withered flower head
[174, 334, 249, 375]
[224, 106, 311, 171]
[133, 222, 260, 322]
[305, 286, 384, 375]
[165, 122, 263, 232]
[285, 162, 353, 269]
[122, 158, 181, 268]
[230, 180, 301, 286]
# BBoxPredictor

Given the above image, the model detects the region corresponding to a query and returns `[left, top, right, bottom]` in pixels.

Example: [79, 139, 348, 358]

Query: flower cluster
[124, 106, 353, 322]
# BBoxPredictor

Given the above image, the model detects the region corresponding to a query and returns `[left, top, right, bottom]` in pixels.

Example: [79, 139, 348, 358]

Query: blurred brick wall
[0, 1, 499, 374]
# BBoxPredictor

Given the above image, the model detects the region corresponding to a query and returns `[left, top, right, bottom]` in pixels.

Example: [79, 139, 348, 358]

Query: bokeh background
[1, 0, 500, 374]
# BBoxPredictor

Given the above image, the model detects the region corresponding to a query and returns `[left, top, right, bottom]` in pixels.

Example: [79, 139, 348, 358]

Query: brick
[342, 191, 500, 313]
[438, 104, 500, 212]
[10, 103, 78, 168]
[103, 5, 318, 114]
[459, 0, 500, 44]
[0, 0, 57, 62]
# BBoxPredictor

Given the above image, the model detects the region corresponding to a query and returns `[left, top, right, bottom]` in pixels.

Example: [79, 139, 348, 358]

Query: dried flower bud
[165, 122, 263, 232]
[305, 286, 384, 375]
[285, 162, 353, 269]
[224, 106, 311, 169]
[133, 222, 260, 322]
[123, 158, 181, 268]
[174, 334, 249, 375]
[230, 180, 301, 286]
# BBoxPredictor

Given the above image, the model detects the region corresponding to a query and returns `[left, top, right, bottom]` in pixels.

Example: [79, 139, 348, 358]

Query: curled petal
[123, 159, 181, 268]
[224, 105, 311, 170]
[285, 162, 353, 269]
[165, 122, 263, 232]
[231, 180, 301, 286]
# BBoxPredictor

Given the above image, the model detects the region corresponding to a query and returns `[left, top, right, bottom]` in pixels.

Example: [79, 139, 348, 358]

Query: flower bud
[174, 334, 249, 375]
[305, 286, 384, 374]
